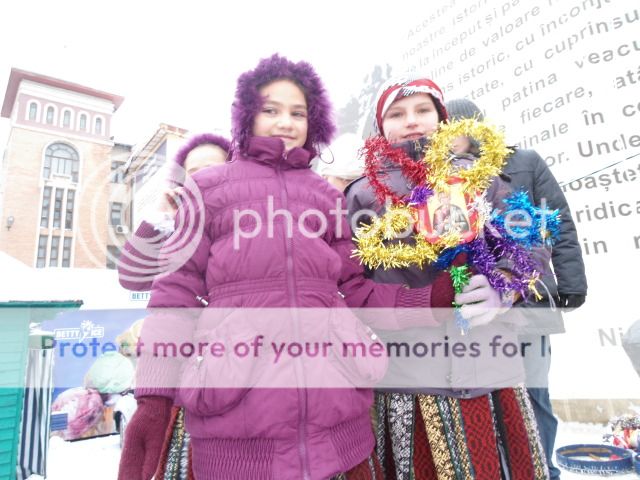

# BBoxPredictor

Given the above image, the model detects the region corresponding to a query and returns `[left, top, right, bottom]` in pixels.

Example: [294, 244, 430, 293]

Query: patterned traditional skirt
[155, 406, 382, 479]
[374, 386, 549, 480]
[155, 406, 194, 480]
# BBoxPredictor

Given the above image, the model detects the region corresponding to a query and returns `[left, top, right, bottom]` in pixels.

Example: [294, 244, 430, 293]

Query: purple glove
[117, 396, 173, 480]
[454, 274, 510, 327]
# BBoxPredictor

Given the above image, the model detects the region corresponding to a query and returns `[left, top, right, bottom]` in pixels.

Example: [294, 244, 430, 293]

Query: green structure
[0, 300, 81, 479]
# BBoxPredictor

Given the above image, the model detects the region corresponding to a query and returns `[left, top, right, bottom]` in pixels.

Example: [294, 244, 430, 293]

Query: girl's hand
[159, 187, 186, 215]
[454, 274, 508, 327]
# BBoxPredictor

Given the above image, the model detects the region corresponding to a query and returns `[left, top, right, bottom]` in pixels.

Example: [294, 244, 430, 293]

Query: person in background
[320, 132, 364, 192]
[116, 133, 230, 480]
[446, 97, 588, 480]
[117, 134, 230, 292]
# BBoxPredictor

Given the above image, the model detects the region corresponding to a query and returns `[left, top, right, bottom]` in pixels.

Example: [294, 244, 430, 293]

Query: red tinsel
[361, 136, 429, 206]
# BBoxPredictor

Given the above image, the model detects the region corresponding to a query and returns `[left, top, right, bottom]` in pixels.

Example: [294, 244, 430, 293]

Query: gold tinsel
[353, 120, 510, 270]
[425, 118, 511, 193]
[528, 275, 543, 301]
[353, 205, 461, 270]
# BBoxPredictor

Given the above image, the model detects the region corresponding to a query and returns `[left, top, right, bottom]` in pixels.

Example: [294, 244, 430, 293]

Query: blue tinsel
[433, 245, 469, 270]
[429, 190, 561, 300]
[491, 190, 561, 249]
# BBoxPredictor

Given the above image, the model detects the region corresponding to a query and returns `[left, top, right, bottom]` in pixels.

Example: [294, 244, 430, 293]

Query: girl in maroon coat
[118, 55, 461, 480]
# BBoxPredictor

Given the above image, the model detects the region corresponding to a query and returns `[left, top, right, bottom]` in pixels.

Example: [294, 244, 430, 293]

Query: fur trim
[231, 53, 336, 157]
[174, 133, 231, 167]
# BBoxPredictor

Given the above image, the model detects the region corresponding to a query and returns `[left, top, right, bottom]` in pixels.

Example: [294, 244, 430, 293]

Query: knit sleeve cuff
[397, 285, 431, 308]
[134, 220, 160, 239]
[134, 354, 181, 400]
[395, 286, 440, 327]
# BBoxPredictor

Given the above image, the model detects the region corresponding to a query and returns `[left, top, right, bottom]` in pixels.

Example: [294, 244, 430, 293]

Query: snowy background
[25, 419, 639, 479]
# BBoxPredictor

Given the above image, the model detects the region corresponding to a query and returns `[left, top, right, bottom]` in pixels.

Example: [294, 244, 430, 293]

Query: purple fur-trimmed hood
[174, 133, 231, 167]
[231, 53, 336, 158]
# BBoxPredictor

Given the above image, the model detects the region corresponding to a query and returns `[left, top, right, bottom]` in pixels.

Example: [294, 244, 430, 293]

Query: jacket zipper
[276, 153, 311, 480]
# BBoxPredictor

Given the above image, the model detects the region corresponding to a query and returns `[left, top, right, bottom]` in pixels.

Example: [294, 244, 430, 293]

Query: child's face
[184, 144, 227, 176]
[381, 93, 440, 144]
[451, 136, 472, 155]
[253, 79, 308, 151]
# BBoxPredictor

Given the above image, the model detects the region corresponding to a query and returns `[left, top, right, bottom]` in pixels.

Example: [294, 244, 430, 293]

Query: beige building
[0, 68, 129, 269]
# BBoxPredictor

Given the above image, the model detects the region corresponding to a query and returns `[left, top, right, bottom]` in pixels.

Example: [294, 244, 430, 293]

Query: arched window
[95, 117, 103, 135]
[79, 114, 87, 131]
[63, 110, 71, 128]
[46, 106, 55, 124]
[43, 143, 80, 182]
[29, 102, 38, 121]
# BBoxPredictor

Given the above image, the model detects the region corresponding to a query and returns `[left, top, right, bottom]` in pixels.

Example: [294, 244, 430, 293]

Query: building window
[46, 106, 55, 124]
[29, 102, 38, 121]
[44, 143, 79, 182]
[65, 190, 75, 229]
[63, 110, 71, 128]
[40, 186, 52, 228]
[49, 236, 60, 267]
[62, 237, 72, 267]
[79, 114, 87, 131]
[106, 245, 120, 270]
[110, 202, 123, 225]
[110, 161, 125, 183]
[52, 188, 63, 229]
[36, 235, 48, 268]
[95, 117, 103, 135]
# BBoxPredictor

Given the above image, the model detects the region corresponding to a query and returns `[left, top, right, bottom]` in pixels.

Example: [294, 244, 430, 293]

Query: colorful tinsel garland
[353, 119, 560, 304]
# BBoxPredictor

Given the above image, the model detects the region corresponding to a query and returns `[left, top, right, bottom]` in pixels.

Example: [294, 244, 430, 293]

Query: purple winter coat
[137, 136, 443, 480]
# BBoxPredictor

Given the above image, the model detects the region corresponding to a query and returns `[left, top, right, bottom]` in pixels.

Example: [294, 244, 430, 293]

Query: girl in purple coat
[118, 55, 462, 480]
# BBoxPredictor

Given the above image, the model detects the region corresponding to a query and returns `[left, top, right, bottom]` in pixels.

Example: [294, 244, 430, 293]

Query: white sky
[0, 0, 416, 147]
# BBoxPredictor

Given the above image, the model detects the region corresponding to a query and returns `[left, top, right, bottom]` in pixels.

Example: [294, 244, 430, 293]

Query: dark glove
[117, 396, 173, 480]
[558, 293, 586, 311]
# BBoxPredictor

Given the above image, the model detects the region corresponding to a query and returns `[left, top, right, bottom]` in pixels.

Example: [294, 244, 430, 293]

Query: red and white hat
[373, 75, 448, 136]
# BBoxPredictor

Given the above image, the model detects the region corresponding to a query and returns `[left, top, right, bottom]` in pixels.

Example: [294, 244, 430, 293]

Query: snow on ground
[29, 434, 121, 480]
[29, 421, 640, 479]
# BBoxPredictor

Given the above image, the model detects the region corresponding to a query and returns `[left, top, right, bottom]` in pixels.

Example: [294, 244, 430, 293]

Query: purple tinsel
[408, 185, 434, 206]
[431, 190, 562, 300]
[477, 224, 540, 298]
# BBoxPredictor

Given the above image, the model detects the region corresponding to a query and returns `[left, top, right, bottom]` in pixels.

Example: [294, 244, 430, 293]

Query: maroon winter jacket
[135, 136, 446, 480]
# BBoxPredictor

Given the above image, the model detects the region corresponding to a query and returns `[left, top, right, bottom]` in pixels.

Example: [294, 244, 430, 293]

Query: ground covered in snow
[24, 420, 639, 479]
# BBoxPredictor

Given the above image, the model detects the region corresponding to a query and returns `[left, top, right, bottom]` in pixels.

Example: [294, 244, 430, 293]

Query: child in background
[118, 133, 230, 292]
[447, 97, 586, 480]
[320, 132, 364, 192]
[117, 134, 230, 480]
